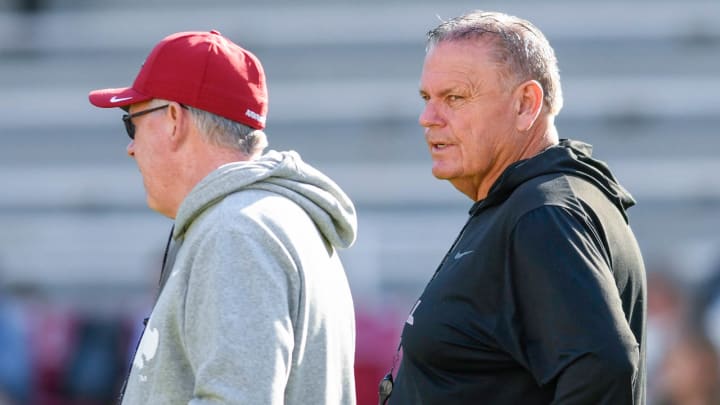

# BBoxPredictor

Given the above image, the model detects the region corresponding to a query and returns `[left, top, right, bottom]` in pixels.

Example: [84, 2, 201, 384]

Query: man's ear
[167, 102, 189, 150]
[515, 79, 544, 132]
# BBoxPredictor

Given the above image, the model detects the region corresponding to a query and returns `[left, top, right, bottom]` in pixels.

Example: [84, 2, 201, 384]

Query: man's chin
[431, 166, 452, 180]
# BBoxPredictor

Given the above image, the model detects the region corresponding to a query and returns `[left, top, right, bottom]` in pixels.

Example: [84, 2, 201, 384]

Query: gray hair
[427, 10, 563, 115]
[186, 105, 268, 157]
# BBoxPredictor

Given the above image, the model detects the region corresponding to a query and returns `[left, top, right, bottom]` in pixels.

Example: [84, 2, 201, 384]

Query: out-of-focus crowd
[647, 263, 720, 405]
[0, 284, 133, 405]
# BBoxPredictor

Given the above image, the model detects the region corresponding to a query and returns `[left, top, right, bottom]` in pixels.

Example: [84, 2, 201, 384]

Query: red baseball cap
[88, 30, 268, 129]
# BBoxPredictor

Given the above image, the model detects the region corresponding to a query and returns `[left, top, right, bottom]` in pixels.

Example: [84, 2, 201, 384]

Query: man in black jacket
[383, 10, 646, 404]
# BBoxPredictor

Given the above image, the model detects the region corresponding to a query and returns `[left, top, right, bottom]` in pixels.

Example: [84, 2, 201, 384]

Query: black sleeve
[506, 205, 640, 404]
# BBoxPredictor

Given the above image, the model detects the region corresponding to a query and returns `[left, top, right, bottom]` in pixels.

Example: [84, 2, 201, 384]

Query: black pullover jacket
[391, 139, 647, 404]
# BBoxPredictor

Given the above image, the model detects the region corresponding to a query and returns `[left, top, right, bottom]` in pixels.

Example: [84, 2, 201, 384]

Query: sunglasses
[121, 104, 170, 140]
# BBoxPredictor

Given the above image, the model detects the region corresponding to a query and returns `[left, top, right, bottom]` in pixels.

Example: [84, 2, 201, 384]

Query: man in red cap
[89, 30, 358, 404]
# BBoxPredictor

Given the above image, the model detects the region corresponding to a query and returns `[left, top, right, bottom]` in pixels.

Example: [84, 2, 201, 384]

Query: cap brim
[88, 87, 152, 108]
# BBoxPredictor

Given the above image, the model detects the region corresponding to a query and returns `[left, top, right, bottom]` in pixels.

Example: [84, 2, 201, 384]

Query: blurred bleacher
[1, 1, 720, 403]
[0, 0, 719, 313]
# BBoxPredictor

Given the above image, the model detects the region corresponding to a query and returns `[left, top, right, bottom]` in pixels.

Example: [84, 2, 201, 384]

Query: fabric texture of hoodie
[391, 139, 647, 404]
[121, 150, 358, 404]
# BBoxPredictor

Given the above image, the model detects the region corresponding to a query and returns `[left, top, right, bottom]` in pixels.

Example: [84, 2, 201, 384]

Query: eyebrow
[419, 86, 460, 99]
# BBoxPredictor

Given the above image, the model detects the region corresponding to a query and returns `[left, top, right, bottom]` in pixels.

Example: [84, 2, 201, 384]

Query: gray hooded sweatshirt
[121, 150, 358, 404]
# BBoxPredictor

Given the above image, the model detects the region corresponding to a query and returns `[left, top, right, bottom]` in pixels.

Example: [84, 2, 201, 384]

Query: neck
[467, 120, 559, 202]
[168, 137, 252, 218]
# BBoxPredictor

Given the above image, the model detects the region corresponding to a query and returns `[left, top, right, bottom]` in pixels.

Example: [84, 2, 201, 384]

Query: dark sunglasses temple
[121, 104, 172, 140]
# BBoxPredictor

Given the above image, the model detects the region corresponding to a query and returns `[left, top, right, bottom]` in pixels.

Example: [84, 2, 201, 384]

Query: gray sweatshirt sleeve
[183, 217, 299, 404]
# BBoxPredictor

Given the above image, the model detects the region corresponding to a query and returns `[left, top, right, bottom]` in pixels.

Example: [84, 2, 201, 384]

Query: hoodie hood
[473, 139, 636, 222]
[174, 150, 357, 248]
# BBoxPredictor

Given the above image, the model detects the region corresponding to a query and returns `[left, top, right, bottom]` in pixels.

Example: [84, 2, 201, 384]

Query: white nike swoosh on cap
[110, 96, 133, 103]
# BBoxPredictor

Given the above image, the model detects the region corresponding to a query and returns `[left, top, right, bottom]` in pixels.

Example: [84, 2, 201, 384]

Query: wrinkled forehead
[420, 41, 510, 99]
[422, 40, 501, 78]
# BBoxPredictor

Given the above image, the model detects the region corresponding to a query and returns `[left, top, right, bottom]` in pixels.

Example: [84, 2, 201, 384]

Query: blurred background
[0, 0, 718, 404]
